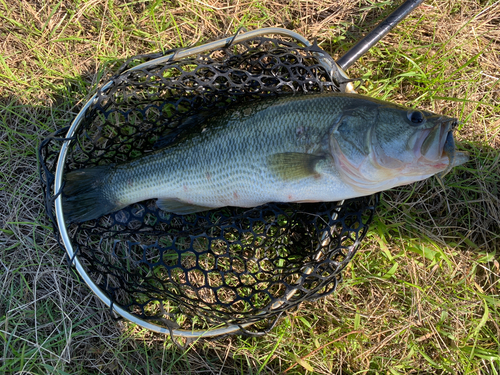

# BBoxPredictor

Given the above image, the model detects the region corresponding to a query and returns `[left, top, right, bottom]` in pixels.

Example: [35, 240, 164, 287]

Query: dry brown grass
[1, 0, 499, 374]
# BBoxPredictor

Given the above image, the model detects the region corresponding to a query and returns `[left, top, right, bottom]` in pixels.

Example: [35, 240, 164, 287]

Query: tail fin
[62, 165, 119, 223]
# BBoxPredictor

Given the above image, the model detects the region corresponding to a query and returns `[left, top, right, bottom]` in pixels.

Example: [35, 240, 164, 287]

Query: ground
[0, 0, 499, 374]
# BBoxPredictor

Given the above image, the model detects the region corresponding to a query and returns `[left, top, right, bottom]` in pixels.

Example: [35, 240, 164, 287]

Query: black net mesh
[39, 34, 378, 335]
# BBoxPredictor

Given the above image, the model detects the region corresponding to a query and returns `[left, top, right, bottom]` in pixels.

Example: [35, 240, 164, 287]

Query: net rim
[53, 27, 354, 338]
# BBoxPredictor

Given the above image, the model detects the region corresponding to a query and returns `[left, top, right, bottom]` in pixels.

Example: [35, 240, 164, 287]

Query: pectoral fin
[157, 198, 213, 215]
[268, 152, 324, 181]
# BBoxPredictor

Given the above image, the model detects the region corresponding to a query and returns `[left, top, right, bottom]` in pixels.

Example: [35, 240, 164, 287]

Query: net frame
[40, 27, 378, 338]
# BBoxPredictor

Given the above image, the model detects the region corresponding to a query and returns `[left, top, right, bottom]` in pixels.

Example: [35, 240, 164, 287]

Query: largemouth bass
[62, 93, 468, 223]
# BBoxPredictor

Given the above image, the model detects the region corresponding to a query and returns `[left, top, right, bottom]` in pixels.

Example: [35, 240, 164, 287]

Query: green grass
[1, 0, 500, 374]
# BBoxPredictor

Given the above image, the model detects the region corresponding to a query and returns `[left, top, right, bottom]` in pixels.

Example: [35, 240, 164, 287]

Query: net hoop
[50, 28, 367, 338]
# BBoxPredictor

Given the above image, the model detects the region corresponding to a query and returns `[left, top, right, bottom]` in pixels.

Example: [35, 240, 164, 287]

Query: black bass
[62, 93, 468, 223]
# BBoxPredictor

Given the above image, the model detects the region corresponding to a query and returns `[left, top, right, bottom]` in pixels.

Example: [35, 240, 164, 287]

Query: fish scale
[111, 95, 339, 208]
[62, 92, 467, 223]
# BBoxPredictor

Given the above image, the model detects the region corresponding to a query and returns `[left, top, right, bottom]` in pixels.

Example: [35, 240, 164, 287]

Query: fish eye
[407, 110, 425, 125]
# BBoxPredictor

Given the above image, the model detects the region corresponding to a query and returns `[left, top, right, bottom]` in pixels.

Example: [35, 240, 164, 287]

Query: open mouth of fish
[417, 118, 468, 177]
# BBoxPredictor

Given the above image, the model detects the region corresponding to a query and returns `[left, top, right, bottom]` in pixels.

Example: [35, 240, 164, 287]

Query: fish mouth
[418, 118, 468, 175]
[419, 117, 453, 162]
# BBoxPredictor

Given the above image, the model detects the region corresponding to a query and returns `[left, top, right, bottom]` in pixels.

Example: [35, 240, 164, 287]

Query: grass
[1, 0, 500, 374]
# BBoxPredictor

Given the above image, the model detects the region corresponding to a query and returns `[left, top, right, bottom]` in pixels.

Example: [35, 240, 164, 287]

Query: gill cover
[330, 98, 466, 194]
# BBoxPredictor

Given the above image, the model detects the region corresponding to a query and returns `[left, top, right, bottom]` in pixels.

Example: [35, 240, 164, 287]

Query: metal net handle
[54, 27, 352, 338]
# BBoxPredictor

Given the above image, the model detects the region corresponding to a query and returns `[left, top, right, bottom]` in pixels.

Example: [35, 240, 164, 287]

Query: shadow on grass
[0, 70, 309, 374]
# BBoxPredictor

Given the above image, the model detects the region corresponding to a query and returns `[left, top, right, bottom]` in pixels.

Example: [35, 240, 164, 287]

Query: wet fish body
[63, 93, 468, 223]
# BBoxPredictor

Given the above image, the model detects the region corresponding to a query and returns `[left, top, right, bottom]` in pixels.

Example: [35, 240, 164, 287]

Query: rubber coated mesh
[39, 35, 378, 335]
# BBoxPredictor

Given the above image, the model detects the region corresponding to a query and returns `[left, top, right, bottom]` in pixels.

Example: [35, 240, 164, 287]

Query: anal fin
[157, 198, 213, 215]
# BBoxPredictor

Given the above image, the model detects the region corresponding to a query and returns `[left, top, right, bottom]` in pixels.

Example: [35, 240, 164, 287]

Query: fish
[62, 92, 469, 223]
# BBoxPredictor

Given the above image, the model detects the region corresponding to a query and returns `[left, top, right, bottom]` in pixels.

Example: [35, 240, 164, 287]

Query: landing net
[39, 31, 378, 337]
